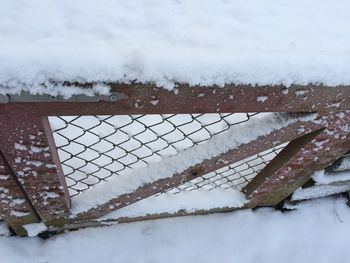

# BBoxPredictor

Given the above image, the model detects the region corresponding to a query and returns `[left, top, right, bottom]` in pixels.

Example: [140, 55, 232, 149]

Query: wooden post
[0, 106, 70, 227]
[0, 153, 39, 236]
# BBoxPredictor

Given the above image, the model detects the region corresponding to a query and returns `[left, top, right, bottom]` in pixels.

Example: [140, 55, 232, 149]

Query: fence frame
[0, 84, 349, 236]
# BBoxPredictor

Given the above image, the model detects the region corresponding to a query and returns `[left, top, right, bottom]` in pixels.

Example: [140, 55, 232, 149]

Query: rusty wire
[49, 113, 284, 197]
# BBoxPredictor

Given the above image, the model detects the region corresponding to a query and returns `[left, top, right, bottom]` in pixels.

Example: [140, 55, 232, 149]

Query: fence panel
[0, 85, 349, 235]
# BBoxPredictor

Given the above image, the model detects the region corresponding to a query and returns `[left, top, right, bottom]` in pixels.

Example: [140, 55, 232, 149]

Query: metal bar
[245, 111, 350, 208]
[72, 116, 324, 222]
[5, 84, 350, 116]
[0, 106, 71, 227]
[0, 153, 39, 236]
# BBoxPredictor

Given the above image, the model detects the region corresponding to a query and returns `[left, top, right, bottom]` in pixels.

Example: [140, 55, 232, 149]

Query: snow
[1, 0, 350, 96]
[70, 113, 302, 215]
[291, 170, 350, 201]
[256, 96, 268, 103]
[1, 197, 350, 262]
[0, 221, 10, 236]
[313, 170, 350, 185]
[9, 210, 30, 217]
[100, 188, 246, 220]
[292, 184, 350, 201]
[23, 222, 47, 237]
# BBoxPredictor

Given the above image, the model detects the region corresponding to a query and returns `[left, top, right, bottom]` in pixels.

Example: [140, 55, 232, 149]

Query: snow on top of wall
[1, 0, 350, 96]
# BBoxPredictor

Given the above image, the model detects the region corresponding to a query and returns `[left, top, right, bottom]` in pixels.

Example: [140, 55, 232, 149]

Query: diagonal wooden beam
[0, 153, 40, 236]
[245, 111, 350, 208]
[0, 106, 70, 227]
[244, 129, 324, 197]
[71, 114, 324, 222]
[4, 84, 350, 116]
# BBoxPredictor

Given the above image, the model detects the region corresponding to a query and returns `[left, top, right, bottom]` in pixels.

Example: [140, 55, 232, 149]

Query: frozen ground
[1, 0, 350, 96]
[1, 196, 350, 263]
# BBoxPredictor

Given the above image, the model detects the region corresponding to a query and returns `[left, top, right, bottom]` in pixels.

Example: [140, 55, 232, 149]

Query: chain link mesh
[166, 143, 286, 194]
[49, 113, 284, 197]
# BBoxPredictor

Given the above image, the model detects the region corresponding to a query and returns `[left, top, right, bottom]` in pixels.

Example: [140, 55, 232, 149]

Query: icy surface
[1, 197, 350, 262]
[1, 0, 350, 96]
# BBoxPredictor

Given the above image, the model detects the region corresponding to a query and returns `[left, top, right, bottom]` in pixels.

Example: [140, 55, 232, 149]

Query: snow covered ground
[1, 0, 350, 96]
[1, 196, 350, 263]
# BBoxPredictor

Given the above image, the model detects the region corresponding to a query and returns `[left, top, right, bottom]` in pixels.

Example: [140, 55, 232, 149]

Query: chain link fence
[166, 143, 286, 194]
[49, 113, 285, 197]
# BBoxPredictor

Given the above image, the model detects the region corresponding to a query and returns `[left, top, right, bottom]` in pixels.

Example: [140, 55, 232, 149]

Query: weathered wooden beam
[6, 84, 350, 116]
[0, 153, 39, 236]
[51, 206, 245, 234]
[0, 106, 70, 227]
[244, 129, 324, 197]
[72, 115, 323, 222]
[245, 111, 350, 208]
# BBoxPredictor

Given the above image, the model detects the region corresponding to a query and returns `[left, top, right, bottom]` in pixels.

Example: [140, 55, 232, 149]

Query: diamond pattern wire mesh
[166, 143, 286, 194]
[49, 113, 284, 197]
